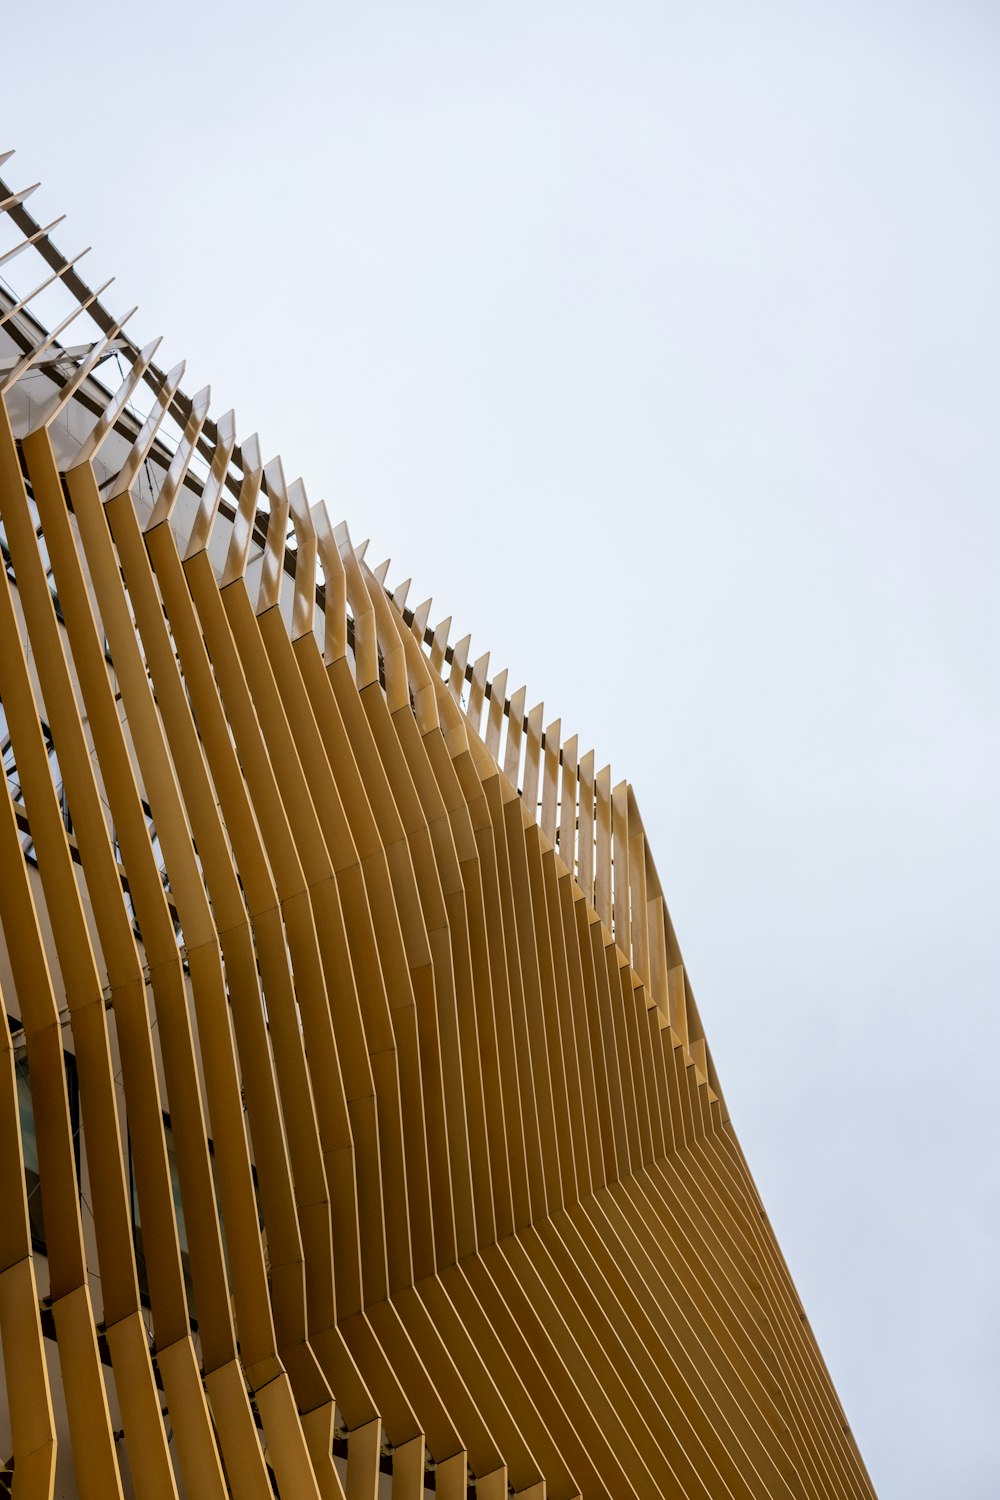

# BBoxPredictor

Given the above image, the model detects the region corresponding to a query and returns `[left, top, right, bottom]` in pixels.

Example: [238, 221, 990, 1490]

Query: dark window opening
[9, 1017, 81, 1256]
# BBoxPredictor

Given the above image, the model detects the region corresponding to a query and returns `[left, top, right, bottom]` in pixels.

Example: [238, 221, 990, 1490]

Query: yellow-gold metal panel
[0, 169, 877, 1500]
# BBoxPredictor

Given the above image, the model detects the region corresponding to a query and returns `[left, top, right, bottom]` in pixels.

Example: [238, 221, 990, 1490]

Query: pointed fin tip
[188, 386, 211, 420]
[240, 432, 263, 474]
[3, 181, 40, 206]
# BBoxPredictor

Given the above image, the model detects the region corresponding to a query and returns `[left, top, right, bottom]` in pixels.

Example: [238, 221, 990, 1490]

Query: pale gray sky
[4, 1, 999, 1493]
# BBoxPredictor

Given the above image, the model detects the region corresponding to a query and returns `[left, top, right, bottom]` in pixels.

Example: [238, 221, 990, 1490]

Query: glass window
[130, 1117, 194, 1315]
[11, 1028, 81, 1255]
[128, 1117, 260, 1324]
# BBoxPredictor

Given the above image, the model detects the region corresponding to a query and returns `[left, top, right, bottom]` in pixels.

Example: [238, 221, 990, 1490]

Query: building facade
[0, 156, 876, 1499]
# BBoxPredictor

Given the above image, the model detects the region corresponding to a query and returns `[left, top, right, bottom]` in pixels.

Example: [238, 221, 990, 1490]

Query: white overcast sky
[4, 1, 999, 1494]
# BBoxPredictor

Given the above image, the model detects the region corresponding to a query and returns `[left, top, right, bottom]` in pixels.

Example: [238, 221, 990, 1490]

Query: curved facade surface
[0, 157, 875, 1499]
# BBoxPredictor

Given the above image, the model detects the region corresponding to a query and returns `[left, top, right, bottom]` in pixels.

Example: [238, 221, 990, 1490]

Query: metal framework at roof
[0, 152, 876, 1499]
